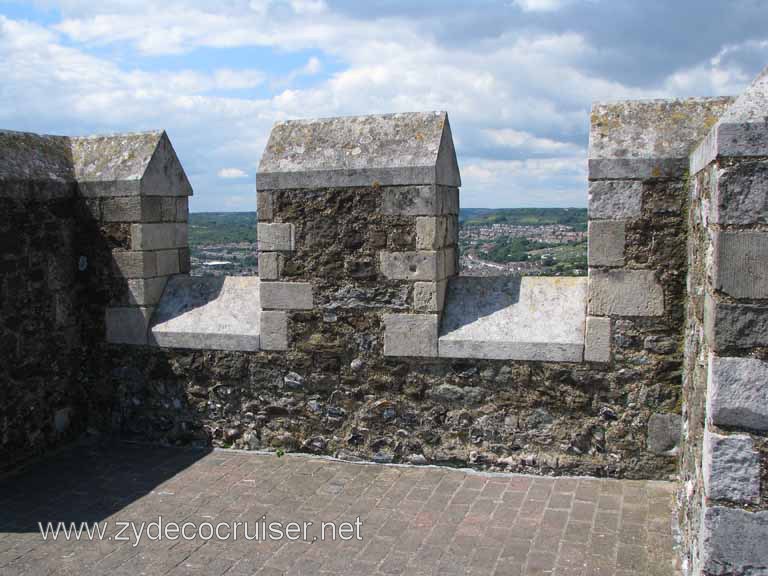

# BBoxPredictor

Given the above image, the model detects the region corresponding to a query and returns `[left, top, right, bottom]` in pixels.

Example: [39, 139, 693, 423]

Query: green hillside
[189, 212, 257, 245]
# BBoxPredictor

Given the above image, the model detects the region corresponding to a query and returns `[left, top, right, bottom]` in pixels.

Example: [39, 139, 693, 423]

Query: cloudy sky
[1, 0, 766, 211]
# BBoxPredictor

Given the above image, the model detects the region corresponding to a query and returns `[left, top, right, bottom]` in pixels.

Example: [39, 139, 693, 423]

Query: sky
[0, 1, 766, 212]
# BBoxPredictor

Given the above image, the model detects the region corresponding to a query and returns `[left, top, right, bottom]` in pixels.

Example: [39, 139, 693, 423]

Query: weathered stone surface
[413, 280, 447, 313]
[438, 277, 586, 361]
[0, 131, 74, 184]
[257, 190, 273, 221]
[416, 216, 455, 250]
[588, 269, 664, 316]
[646, 412, 681, 455]
[112, 250, 157, 279]
[704, 293, 768, 351]
[101, 196, 161, 222]
[155, 249, 180, 276]
[258, 222, 294, 252]
[708, 355, 768, 432]
[130, 223, 186, 250]
[379, 250, 442, 281]
[257, 112, 460, 189]
[72, 131, 193, 197]
[127, 277, 168, 306]
[150, 276, 260, 352]
[380, 185, 459, 216]
[260, 281, 313, 310]
[383, 313, 438, 357]
[712, 231, 768, 299]
[259, 252, 282, 280]
[589, 97, 734, 178]
[588, 220, 625, 267]
[588, 181, 643, 219]
[698, 506, 768, 575]
[176, 197, 189, 222]
[712, 160, 768, 225]
[259, 311, 288, 350]
[105, 306, 153, 345]
[584, 316, 611, 363]
[702, 430, 760, 504]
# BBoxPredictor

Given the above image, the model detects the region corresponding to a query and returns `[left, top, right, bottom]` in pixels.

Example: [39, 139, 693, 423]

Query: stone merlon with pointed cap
[257, 112, 461, 190]
[0, 129, 193, 199]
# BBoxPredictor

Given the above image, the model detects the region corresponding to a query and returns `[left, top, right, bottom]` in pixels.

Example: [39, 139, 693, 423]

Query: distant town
[189, 208, 588, 278]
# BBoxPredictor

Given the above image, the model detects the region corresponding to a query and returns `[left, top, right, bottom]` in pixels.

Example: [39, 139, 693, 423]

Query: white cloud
[484, 128, 584, 155]
[218, 168, 249, 179]
[512, 0, 567, 12]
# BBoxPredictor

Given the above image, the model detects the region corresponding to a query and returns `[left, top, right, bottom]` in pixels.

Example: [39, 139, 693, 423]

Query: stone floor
[0, 443, 681, 575]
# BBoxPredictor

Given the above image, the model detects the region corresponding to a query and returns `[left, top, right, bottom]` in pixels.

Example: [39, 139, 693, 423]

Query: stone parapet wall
[679, 68, 768, 576]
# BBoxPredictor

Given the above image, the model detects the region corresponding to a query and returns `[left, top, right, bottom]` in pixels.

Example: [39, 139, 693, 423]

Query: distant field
[189, 212, 257, 245]
[460, 207, 587, 230]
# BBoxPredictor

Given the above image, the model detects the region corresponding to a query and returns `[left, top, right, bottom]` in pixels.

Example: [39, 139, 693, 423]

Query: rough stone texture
[588, 270, 664, 317]
[150, 276, 260, 352]
[130, 223, 186, 250]
[0, 443, 682, 576]
[588, 181, 643, 219]
[259, 251, 283, 280]
[0, 130, 74, 187]
[260, 281, 314, 310]
[584, 316, 611, 363]
[258, 222, 294, 251]
[383, 313, 438, 357]
[257, 190, 273, 220]
[260, 310, 288, 351]
[712, 160, 768, 225]
[698, 506, 768, 576]
[647, 413, 681, 455]
[702, 430, 761, 504]
[704, 293, 768, 352]
[413, 280, 446, 313]
[112, 250, 157, 278]
[257, 112, 461, 190]
[589, 97, 734, 179]
[379, 250, 442, 281]
[416, 216, 456, 250]
[588, 220, 626, 267]
[438, 277, 587, 362]
[712, 230, 768, 299]
[380, 185, 459, 216]
[707, 355, 768, 432]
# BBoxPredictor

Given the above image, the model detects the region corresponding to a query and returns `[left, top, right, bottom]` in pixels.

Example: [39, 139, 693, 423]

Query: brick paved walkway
[0, 443, 680, 575]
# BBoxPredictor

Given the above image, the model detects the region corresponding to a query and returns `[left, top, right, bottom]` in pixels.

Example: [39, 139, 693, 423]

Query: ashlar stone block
[260, 311, 288, 350]
[416, 216, 454, 250]
[105, 306, 153, 345]
[380, 251, 442, 281]
[259, 252, 283, 280]
[702, 430, 761, 504]
[584, 316, 611, 363]
[258, 222, 294, 251]
[708, 354, 768, 432]
[588, 180, 643, 219]
[127, 277, 168, 306]
[383, 313, 438, 357]
[413, 281, 447, 313]
[156, 249, 180, 276]
[130, 223, 186, 250]
[112, 250, 157, 279]
[588, 220, 625, 267]
[713, 230, 768, 299]
[588, 269, 664, 316]
[712, 160, 768, 225]
[260, 281, 313, 310]
[699, 506, 768, 576]
[704, 292, 768, 351]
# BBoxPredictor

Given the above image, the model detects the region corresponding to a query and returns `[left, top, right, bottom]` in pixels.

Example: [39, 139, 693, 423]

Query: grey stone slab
[588, 181, 643, 219]
[438, 276, 587, 362]
[588, 220, 625, 267]
[155, 249, 180, 276]
[258, 223, 294, 251]
[713, 231, 768, 299]
[150, 276, 260, 352]
[112, 250, 157, 279]
[702, 430, 760, 504]
[379, 251, 442, 281]
[257, 112, 460, 189]
[704, 292, 768, 351]
[698, 506, 768, 576]
[257, 190, 273, 221]
[588, 269, 664, 317]
[130, 223, 186, 250]
[712, 160, 768, 225]
[260, 310, 288, 350]
[588, 157, 689, 180]
[719, 65, 768, 124]
[176, 197, 189, 222]
[707, 355, 768, 432]
[105, 306, 153, 345]
[646, 413, 681, 455]
[126, 277, 168, 306]
[0, 130, 74, 183]
[380, 185, 459, 216]
[101, 196, 162, 222]
[259, 281, 313, 310]
[589, 97, 733, 167]
[413, 280, 447, 313]
[416, 216, 453, 250]
[584, 316, 611, 363]
[383, 313, 439, 357]
[259, 252, 283, 280]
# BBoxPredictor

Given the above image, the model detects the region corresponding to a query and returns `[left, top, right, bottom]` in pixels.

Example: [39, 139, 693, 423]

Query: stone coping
[150, 275, 260, 351]
[438, 276, 587, 361]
